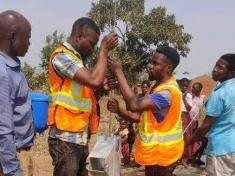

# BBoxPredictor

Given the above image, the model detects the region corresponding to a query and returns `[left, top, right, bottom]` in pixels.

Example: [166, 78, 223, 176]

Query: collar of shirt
[0, 51, 21, 68]
[214, 78, 235, 91]
[63, 42, 89, 68]
[149, 76, 177, 93]
[63, 42, 81, 58]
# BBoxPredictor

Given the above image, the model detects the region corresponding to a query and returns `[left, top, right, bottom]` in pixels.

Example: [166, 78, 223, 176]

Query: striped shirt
[49, 42, 88, 145]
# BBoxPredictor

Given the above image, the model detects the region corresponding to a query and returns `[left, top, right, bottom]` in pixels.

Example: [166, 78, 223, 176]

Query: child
[138, 80, 151, 98]
[115, 120, 130, 166]
[179, 78, 193, 166]
[190, 82, 206, 129]
[189, 82, 207, 165]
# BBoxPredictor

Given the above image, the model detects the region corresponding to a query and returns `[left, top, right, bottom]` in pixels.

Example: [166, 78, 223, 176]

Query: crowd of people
[0, 10, 235, 176]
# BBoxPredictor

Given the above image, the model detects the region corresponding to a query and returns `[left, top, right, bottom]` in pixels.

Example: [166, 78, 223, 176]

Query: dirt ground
[18, 119, 207, 176]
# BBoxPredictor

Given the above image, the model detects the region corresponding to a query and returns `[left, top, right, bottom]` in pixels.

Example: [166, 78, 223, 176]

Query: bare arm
[118, 107, 140, 123]
[186, 116, 217, 146]
[74, 33, 118, 88]
[107, 98, 140, 122]
[107, 58, 156, 112]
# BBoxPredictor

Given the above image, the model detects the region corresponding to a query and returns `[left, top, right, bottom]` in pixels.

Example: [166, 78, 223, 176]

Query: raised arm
[74, 33, 118, 88]
[107, 58, 156, 112]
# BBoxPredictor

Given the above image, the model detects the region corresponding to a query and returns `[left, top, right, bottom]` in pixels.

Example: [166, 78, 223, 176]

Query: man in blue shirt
[0, 11, 35, 176]
[188, 53, 235, 176]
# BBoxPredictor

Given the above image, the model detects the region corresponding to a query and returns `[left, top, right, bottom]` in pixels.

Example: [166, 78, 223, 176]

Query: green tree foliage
[22, 62, 35, 87]
[88, 0, 192, 84]
[39, 30, 66, 73]
[22, 62, 48, 92]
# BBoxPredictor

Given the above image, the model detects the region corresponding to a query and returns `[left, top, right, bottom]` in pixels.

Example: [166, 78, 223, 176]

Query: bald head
[0, 10, 30, 39]
[0, 10, 31, 57]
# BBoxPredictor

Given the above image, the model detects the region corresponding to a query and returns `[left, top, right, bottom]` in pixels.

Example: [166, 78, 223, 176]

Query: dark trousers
[145, 164, 177, 176]
[48, 137, 88, 176]
[194, 137, 208, 160]
[0, 162, 3, 176]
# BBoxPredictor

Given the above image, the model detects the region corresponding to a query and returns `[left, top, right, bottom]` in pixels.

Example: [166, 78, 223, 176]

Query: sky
[1, 0, 235, 78]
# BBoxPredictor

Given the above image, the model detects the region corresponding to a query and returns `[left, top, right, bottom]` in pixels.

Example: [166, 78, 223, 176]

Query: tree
[39, 30, 66, 73]
[88, 0, 192, 84]
[22, 62, 48, 92]
[22, 62, 35, 89]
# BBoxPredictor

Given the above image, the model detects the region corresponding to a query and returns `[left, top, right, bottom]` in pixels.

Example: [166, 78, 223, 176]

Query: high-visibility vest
[134, 77, 184, 166]
[47, 44, 99, 133]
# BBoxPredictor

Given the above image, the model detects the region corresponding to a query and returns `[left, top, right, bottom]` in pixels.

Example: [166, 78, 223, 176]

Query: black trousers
[48, 137, 88, 176]
[145, 163, 177, 176]
[194, 137, 208, 159]
[0, 162, 3, 176]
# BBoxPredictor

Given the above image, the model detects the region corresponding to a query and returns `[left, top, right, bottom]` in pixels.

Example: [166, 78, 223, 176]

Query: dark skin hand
[186, 116, 217, 147]
[106, 75, 140, 122]
[74, 33, 118, 88]
[107, 58, 156, 112]
[107, 98, 140, 123]
[94, 77, 111, 100]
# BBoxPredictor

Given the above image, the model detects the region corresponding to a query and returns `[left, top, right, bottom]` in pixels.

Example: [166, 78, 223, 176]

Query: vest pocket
[55, 106, 89, 132]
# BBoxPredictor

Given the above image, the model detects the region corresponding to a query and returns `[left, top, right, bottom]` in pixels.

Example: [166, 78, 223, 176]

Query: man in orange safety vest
[48, 17, 118, 176]
[107, 46, 183, 176]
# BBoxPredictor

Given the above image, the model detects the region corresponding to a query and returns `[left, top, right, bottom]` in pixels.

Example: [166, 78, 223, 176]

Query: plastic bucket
[31, 92, 49, 133]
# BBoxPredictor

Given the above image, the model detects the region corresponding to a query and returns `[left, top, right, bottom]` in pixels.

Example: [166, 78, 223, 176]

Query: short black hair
[180, 78, 191, 84]
[141, 80, 150, 87]
[156, 46, 180, 70]
[193, 82, 203, 91]
[72, 17, 100, 36]
[220, 53, 235, 72]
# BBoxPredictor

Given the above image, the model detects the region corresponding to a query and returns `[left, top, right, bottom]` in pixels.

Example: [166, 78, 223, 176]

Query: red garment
[121, 142, 130, 165]
[182, 112, 194, 160]
[116, 127, 130, 165]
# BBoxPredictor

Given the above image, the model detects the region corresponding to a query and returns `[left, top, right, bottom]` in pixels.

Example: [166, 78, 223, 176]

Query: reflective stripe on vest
[142, 83, 181, 132]
[49, 47, 92, 112]
[48, 44, 100, 132]
[71, 80, 83, 97]
[51, 93, 92, 112]
[138, 80, 183, 146]
[134, 77, 184, 166]
[139, 132, 183, 146]
[139, 119, 183, 146]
